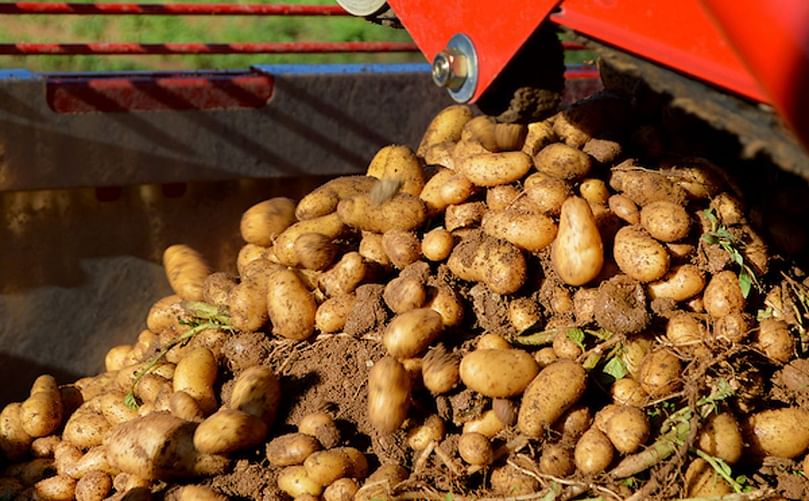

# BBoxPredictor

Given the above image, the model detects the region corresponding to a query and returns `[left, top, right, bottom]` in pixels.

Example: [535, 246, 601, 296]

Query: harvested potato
[227, 278, 269, 333]
[193, 409, 267, 454]
[427, 285, 464, 327]
[173, 347, 217, 415]
[303, 449, 352, 486]
[684, 458, 733, 497]
[367, 145, 425, 197]
[241, 197, 296, 244]
[421, 227, 454, 261]
[640, 200, 691, 242]
[266, 433, 321, 466]
[355, 464, 408, 501]
[552, 329, 583, 360]
[318, 252, 368, 297]
[406, 415, 445, 450]
[294, 232, 338, 271]
[33, 475, 76, 501]
[323, 478, 359, 501]
[534, 143, 592, 181]
[201, 272, 238, 307]
[458, 151, 532, 187]
[552, 196, 604, 286]
[486, 184, 521, 211]
[382, 230, 421, 268]
[62, 404, 110, 449]
[368, 357, 410, 433]
[458, 432, 493, 465]
[383, 308, 443, 359]
[267, 269, 316, 340]
[277, 465, 322, 498]
[574, 428, 614, 474]
[638, 349, 682, 399]
[419, 168, 456, 216]
[439, 174, 476, 205]
[21, 379, 63, 438]
[490, 459, 540, 496]
[298, 412, 340, 449]
[417, 104, 472, 156]
[508, 298, 541, 332]
[757, 318, 794, 363]
[703, 270, 745, 318]
[518, 360, 587, 437]
[460, 349, 539, 398]
[383, 276, 426, 314]
[448, 232, 527, 294]
[275, 213, 345, 267]
[422, 345, 459, 395]
[610, 161, 687, 207]
[162, 244, 210, 301]
[522, 120, 556, 156]
[539, 443, 575, 476]
[75, 471, 112, 501]
[295, 176, 376, 221]
[609, 194, 640, 225]
[177, 485, 227, 501]
[603, 405, 649, 454]
[230, 365, 281, 425]
[445, 201, 486, 231]
[613, 226, 670, 282]
[358, 231, 391, 267]
[745, 408, 809, 458]
[482, 209, 557, 252]
[525, 174, 570, 215]
[698, 412, 743, 465]
[236, 244, 269, 276]
[580, 178, 610, 207]
[666, 312, 707, 348]
[315, 293, 356, 333]
[337, 192, 426, 233]
[463, 409, 505, 438]
[594, 275, 650, 335]
[647, 264, 705, 301]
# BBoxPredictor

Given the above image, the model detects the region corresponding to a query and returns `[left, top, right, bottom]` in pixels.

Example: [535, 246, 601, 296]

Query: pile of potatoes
[3, 93, 809, 500]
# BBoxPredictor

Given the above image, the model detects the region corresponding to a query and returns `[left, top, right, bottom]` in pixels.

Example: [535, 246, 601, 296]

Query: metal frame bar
[0, 3, 348, 15]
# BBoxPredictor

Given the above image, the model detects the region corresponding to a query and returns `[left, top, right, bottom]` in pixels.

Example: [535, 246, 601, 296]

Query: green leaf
[756, 307, 773, 321]
[444, 493, 454, 501]
[603, 356, 628, 380]
[583, 352, 601, 370]
[739, 269, 752, 298]
[730, 247, 744, 266]
[123, 392, 139, 410]
[703, 208, 718, 226]
[566, 327, 586, 350]
[701, 233, 718, 245]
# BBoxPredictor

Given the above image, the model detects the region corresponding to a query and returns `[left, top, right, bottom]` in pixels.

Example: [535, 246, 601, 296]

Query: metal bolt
[432, 48, 467, 91]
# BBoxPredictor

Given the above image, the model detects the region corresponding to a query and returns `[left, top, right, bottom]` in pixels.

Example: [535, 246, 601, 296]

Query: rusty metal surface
[0, 64, 449, 191]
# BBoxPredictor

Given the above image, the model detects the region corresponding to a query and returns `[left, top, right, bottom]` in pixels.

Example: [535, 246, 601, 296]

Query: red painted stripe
[0, 3, 348, 15]
[0, 42, 420, 55]
[47, 73, 274, 112]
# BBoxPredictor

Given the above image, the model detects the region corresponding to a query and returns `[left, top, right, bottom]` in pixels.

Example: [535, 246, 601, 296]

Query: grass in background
[0, 0, 422, 72]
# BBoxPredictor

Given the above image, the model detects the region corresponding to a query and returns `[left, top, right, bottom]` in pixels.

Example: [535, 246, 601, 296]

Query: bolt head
[432, 52, 452, 88]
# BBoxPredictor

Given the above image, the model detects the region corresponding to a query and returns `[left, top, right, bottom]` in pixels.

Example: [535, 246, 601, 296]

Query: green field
[0, 0, 422, 72]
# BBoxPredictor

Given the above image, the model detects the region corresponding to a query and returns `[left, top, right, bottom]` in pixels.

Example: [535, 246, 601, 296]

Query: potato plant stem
[514, 329, 557, 346]
[610, 419, 690, 478]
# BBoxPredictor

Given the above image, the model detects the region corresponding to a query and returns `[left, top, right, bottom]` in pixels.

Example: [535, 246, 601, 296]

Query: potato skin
[685, 458, 732, 497]
[422, 228, 454, 261]
[638, 349, 682, 399]
[460, 349, 539, 398]
[745, 408, 809, 458]
[304, 449, 352, 486]
[277, 465, 323, 498]
[367, 357, 410, 433]
[518, 360, 587, 437]
[448, 233, 527, 295]
[551, 196, 604, 286]
[173, 347, 217, 415]
[163, 244, 210, 301]
[647, 264, 705, 301]
[609, 194, 640, 225]
[698, 412, 743, 465]
[267, 269, 317, 341]
[703, 270, 745, 318]
[227, 278, 269, 333]
[75, 471, 112, 501]
[756, 318, 794, 363]
[417, 104, 472, 156]
[193, 409, 267, 454]
[458, 151, 532, 187]
[266, 433, 321, 466]
[296, 176, 375, 221]
[574, 428, 614, 474]
[381, 231, 421, 269]
[294, 232, 338, 271]
[315, 293, 356, 333]
[21, 388, 63, 438]
[525, 174, 569, 215]
[482, 209, 557, 252]
[230, 365, 281, 425]
[603, 405, 649, 454]
[458, 432, 493, 465]
[318, 251, 368, 297]
[640, 200, 691, 242]
[613, 225, 670, 282]
[240, 197, 296, 245]
[383, 308, 444, 359]
[534, 143, 592, 181]
[337, 192, 426, 233]
[367, 145, 425, 197]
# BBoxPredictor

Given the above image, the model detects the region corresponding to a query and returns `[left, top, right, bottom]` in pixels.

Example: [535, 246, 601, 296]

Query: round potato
[422, 345, 459, 395]
[574, 428, 614, 474]
[383, 308, 444, 359]
[382, 230, 421, 269]
[323, 478, 359, 501]
[603, 405, 649, 454]
[266, 433, 321, 466]
[458, 432, 493, 465]
[384, 276, 427, 314]
[640, 200, 691, 242]
[534, 143, 591, 181]
[240, 197, 296, 246]
[406, 415, 445, 451]
[614, 225, 670, 282]
[460, 349, 539, 398]
[277, 465, 322, 498]
[421, 227, 454, 261]
[757, 318, 794, 363]
[539, 443, 575, 477]
[525, 174, 570, 215]
[745, 408, 809, 458]
[447, 233, 527, 295]
[315, 293, 356, 334]
[638, 349, 682, 399]
[417, 105, 472, 156]
[703, 270, 745, 318]
[75, 470, 112, 501]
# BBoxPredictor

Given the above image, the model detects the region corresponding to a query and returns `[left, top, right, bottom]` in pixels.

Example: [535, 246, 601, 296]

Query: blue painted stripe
[252, 63, 432, 75]
[0, 69, 40, 80]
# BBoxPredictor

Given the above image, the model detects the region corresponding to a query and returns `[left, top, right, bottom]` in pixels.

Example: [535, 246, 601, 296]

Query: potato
[421, 228, 454, 261]
[368, 357, 410, 433]
[534, 143, 591, 181]
[522, 120, 556, 156]
[267, 269, 316, 341]
[293, 232, 338, 271]
[579, 178, 610, 207]
[439, 175, 476, 205]
[445, 201, 486, 231]
[381, 231, 421, 269]
[62, 405, 110, 449]
[518, 360, 587, 437]
[539, 443, 575, 476]
[358, 232, 391, 267]
[422, 345, 459, 395]
[552, 329, 582, 360]
[508, 298, 541, 332]
[240, 197, 296, 245]
[383, 308, 443, 359]
[555, 405, 593, 442]
[484, 185, 518, 212]
[315, 293, 356, 333]
[460, 349, 539, 398]
[176, 485, 227, 501]
[419, 168, 456, 216]
[640, 200, 690, 242]
[427, 285, 465, 327]
[574, 427, 614, 474]
[463, 409, 505, 438]
[162, 244, 210, 301]
[367, 145, 425, 197]
[105, 413, 228, 480]
[104, 345, 132, 373]
[298, 411, 340, 449]
[227, 279, 268, 332]
[602, 405, 649, 454]
[296, 176, 376, 221]
[383, 276, 426, 314]
[647, 264, 705, 301]
[551, 196, 604, 286]
[406, 415, 445, 451]
[494, 123, 527, 151]
[490, 459, 539, 496]
[613, 225, 670, 282]
[337, 192, 426, 233]
[703, 270, 745, 318]
[266, 433, 321, 466]
[230, 365, 281, 425]
[236, 244, 269, 276]
[608, 194, 640, 225]
[611, 378, 648, 407]
[194, 409, 267, 454]
[336, 447, 368, 479]
[65, 445, 115, 479]
[524, 173, 569, 215]
[146, 295, 184, 334]
[74, 471, 112, 501]
[31, 435, 60, 458]
[458, 151, 532, 187]
[745, 408, 809, 458]
[665, 312, 707, 348]
[482, 209, 557, 252]
[417, 104, 472, 156]
[757, 318, 794, 363]
[684, 458, 733, 497]
[318, 252, 368, 297]
[277, 465, 322, 498]
[461, 116, 497, 151]
[21, 387, 63, 438]
[458, 432, 493, 465]
[173, 347, 217, 415]
[275, 213, 345, 267]
[355, 464, 408, 501]
[448, 233, 526, 294]
[698, 412, 743, 465]
[610, 162, 687, 207]
[167, 391, 205, 424]
[638, 349, 682, 399]
[323, 478, 359, 501]
[303, 449, 352, 486]
[33, 474, 75, 501]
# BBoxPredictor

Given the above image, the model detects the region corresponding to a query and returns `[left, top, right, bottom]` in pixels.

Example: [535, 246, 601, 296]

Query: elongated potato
[194, 409, 267, 454]
[368, 357, 410, 433]
[458, 151, 532, 187]
[482, 209, 557, 252]
[518, 360, 587, 437]
[640, 200, 691, 242]
[274, 213, 345, 267]
[295, 176, 376, 221]
[417, 104, 472, 156]
[610, 162, 687, 207]
[608, 194, 640, 225]
[267, 269, 316, 341]
[448, 233, 527, 295]
[230, 365, 281, 425]
[383, 308, 443, 359]
[227, 278, 269, 333]
[33, 474, 75, 501]
[318, 252, 368, 297]
[647, 264, 705, 301]
[240, 197, 296, 245]
[613, 225, 670, 282]
[173, 347, 217, 415]
[266, 433, 321, 466]
[337, 192, 426, 233]
[163, 244, 210, 301]
[294, 232, 338, 271]
[440, 174, 476, 205]
[21, 385, 63, 438]
[367, 145, 425, 197]
[551, 196, 603, 286]
[697, 412, 743, 465]
[460, 349, 539, 398]
[419, 168, 456, 216]
[574, 428, 614, 474]
[382, 231, 421, 269]
[0, 403, 33, 461]
[534, 143, 592, 181]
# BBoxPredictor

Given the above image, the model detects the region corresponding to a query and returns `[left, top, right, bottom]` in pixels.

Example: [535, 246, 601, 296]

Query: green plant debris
[701, 209, 760, 298]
